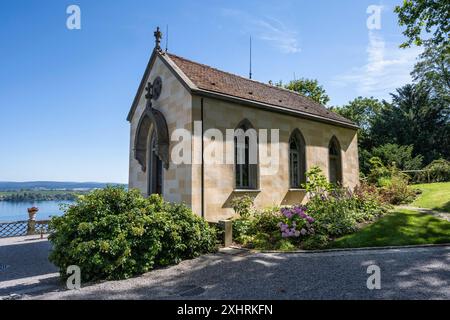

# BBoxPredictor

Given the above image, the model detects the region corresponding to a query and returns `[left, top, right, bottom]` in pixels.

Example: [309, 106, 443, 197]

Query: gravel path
[1, 237, 448, 300]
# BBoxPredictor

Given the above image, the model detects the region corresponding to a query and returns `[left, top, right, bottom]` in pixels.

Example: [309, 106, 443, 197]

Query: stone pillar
[27, 220, 36, 235]
[219, 220, 233, 247]
[27, 207, 39, 235]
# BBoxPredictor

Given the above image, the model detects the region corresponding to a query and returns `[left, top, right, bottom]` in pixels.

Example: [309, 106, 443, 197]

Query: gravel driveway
[1, 236, 449, 300]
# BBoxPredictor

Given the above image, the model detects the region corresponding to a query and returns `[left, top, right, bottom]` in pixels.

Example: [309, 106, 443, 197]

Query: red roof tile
[166, 53, 355, 126]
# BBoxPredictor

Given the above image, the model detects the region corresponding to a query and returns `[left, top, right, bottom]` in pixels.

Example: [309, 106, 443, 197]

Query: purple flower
[306, 216, 315, 223]
[300, 228, 307, 236]
[281, 208, 293, 218]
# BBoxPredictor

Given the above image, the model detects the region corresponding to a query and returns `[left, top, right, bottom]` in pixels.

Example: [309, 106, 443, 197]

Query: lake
[0, 200, 73, 222]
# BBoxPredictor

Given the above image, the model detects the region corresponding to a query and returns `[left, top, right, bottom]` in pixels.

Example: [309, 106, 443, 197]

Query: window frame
[234, 119, 258, 190]
[289, 129, 307, 189]
[328, 135, 343, 185]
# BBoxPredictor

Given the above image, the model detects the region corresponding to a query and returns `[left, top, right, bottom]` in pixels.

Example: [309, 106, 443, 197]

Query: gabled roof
[128, 50, 357, 129]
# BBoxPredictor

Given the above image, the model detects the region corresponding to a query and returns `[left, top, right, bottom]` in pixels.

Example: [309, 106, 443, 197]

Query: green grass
[331, 209, 450, 248]
[411, 182, 450, 213]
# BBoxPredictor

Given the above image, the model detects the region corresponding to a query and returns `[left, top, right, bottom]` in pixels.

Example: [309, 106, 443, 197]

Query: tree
[412, 42, 450, 96]
[395, 0, 450, 48]
[331, 97, 382, 144]
[371, 143, 423, 171]
[285, 78, 330, 105]
[371, 84, 450, 164]
[331, 97, 383, 174]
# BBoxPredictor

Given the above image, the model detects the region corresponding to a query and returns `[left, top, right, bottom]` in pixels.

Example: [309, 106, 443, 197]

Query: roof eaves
[159, 52, 198, 91]
[192, 88, 359, 130]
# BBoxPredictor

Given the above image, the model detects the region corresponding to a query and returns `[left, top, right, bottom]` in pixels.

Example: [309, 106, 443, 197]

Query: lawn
[411, 182, 450, 213]
[331, 209, 450, 248]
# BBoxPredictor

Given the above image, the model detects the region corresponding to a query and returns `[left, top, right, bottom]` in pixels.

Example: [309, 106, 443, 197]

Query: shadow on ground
[26, 246, 450, 300]
[0, 237, 60, 297]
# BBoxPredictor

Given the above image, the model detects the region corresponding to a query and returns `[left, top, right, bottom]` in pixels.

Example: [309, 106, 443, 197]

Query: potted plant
[27, 207, 39, 221]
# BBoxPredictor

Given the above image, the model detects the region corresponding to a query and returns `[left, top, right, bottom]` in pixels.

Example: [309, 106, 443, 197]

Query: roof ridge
[162, 51, 354, 126]
[165, 52, 324, 105]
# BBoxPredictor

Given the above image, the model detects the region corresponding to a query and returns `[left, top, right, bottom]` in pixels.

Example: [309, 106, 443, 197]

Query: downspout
[201, 98, 205, 218]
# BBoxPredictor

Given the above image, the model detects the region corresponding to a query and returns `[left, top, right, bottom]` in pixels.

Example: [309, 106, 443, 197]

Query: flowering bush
[232, 168, 388, 250]
[279, 206, 315, 238]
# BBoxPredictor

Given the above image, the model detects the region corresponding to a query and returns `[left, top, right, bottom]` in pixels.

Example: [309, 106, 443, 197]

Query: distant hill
[0, 181, 127, 191]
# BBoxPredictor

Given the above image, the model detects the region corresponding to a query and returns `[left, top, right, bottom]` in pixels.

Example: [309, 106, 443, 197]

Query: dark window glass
[289, 130, 306, 188]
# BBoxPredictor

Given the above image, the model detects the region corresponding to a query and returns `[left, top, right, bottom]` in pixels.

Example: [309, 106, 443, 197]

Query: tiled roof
[165, 53, 355, 127]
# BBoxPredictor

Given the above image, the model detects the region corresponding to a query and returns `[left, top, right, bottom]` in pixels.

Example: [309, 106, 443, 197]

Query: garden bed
[232, 167, 391, 251]
[231, 167, 450, 251]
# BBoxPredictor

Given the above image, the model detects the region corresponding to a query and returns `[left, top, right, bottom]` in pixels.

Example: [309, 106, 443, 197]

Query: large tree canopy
[395, 0, 450, 48]
[371, 84, 450, 164]
[331, 97, 382, 140]
[284, 78, 330, 105]
[370, 143, 423, 171]
[412, 43, 450, 96]
[331, 97, 384, 173]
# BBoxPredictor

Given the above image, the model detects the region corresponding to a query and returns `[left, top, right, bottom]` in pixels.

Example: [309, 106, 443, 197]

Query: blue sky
[0, 0, 421, 183]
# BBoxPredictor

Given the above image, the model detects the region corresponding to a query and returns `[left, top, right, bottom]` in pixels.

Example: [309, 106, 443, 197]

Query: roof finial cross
[154, 26, 162, 51]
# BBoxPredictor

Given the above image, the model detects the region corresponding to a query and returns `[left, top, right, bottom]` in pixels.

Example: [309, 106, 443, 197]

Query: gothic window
[235, 120, 258, 189]
[329, 136, 342, 185]
[289, 129, 306, 188]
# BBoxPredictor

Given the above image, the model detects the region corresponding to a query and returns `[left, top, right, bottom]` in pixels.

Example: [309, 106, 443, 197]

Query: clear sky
[0, 0, 421, 183]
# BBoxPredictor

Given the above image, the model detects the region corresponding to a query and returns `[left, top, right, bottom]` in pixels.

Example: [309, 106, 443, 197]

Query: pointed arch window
[234, 119, 258, 189]
[289, 129, 306, 188]
[329, 136, 342, 185]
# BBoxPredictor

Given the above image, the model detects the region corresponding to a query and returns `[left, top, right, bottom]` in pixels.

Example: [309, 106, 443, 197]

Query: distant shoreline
[0, 181, 127, 192]
[0, 190, 85, 202]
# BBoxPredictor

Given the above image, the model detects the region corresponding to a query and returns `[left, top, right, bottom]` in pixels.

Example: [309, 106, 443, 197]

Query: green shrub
[303, 165, 332, 195]
[232, 217, 254, 244]
[366, 157, 418, 205]
[421, 159, 450, 182]
[370, 143, 423, 171]
[379, 174, 417, 205]
[252, 208, 282, 234]
[377, 176, 392, 187]
[154, 201, 217, 266]
[307, 195, 358, 237]
[306, 179, 388, 239]
[367, 157, 390, 185]
[379, 165, 416, 205]
[353, 182, 390, 220]
[232, 207, 282, 248]
[232, 167, 388, 251]
[49, 187, 217, 282]
[230, 195, 254, 218]
[301, 234, 330, 250]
